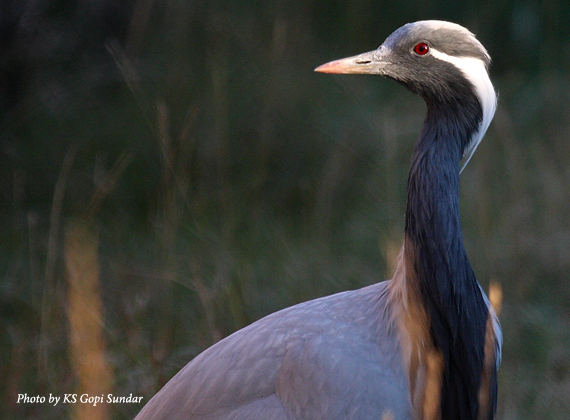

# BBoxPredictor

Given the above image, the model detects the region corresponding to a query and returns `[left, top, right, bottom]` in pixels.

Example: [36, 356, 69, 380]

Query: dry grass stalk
[489, 281, 503, 316]
[65, 221, 113, 420]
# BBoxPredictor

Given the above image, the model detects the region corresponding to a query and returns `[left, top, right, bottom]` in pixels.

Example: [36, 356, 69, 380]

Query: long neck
[403, 105, 491, 420]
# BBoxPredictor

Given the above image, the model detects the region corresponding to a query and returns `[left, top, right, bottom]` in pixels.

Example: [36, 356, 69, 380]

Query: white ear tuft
[430, 49, 497, 171]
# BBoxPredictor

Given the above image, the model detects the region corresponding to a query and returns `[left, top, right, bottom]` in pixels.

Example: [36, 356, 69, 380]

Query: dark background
[1, 0, 569, 419]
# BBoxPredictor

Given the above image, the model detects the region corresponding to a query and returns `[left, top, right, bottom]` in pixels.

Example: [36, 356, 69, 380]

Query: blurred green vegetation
[1, 0, 570, 419]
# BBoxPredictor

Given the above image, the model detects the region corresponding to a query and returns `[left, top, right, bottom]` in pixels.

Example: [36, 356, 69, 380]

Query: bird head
[316, 20, 497, 171]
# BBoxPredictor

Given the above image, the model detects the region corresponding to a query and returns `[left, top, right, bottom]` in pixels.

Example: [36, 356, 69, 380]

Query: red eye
[413, 43, 429, 55]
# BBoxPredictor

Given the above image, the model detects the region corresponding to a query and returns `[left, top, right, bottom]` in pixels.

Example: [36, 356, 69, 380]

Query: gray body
[135, 20, 502, 420]
[136, 282, 411, 419]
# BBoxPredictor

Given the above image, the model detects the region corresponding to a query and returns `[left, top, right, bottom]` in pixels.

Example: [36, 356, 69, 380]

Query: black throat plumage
[403, 86, 495, 420]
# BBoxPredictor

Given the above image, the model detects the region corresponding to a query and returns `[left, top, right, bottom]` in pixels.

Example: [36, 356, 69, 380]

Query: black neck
[404, 104, 492, 419]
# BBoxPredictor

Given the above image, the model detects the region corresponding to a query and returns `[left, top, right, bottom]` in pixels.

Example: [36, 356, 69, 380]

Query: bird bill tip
[314, 59, 354, 74]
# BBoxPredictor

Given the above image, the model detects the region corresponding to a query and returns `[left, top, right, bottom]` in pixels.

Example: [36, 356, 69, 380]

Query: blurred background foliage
[1, 0, 570, 419]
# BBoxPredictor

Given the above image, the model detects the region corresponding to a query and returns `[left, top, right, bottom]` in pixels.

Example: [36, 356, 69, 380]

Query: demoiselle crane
[135, 20, 502, 420]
